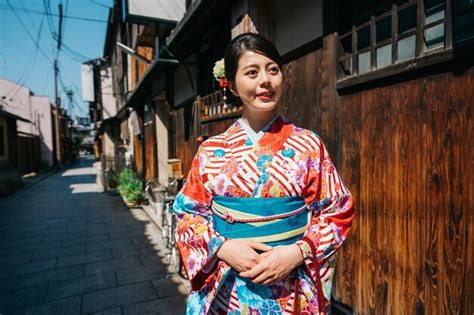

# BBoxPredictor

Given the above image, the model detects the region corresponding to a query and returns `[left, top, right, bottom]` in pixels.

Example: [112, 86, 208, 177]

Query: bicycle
[145, 177, 185, 277]
[144, 178, 170, 241]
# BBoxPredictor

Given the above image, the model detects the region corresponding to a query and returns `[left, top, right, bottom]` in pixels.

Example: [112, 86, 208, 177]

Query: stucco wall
[31, 96, 54, 166]
[0, 78, 36, 135]
[101, 65, 117, 120]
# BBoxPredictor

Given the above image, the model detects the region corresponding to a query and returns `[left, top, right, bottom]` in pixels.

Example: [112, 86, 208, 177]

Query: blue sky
[0, 0, 112, 119]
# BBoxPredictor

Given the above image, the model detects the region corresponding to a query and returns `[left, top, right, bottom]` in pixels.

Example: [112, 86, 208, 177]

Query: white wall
[274, 0, 323, 56]
[100, 65, 117, 120]
[0, 78, 37, 135]
[154, 100, 169, 184]
[31, 96, 54, 166]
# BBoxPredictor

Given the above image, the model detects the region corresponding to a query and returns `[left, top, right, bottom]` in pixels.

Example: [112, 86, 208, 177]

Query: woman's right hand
[216, 239, 272, 273]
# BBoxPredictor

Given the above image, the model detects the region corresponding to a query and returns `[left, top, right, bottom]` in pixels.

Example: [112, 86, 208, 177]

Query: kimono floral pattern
[173, 116, 355, 314]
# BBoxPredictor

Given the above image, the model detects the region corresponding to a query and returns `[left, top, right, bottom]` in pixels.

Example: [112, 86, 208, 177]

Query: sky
[0, 0, 112, 119]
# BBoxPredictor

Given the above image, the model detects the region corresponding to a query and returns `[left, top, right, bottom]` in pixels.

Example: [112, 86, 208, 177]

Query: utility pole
[54, 60, 62, 167]
[53, 3, 64, 167]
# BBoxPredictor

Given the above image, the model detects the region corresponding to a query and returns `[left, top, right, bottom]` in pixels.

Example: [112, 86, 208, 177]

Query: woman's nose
[259, 71, 271, 85]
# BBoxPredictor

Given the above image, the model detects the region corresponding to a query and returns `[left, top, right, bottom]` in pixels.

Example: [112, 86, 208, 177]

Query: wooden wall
[170, 22, 472, 312]
[278, 35, 472, 314]
[333, 65, 473, 315]
[173, 102, 240, 176]
[144, 123, 156, 181]
[17, 135, 40, 175]
[172, 105, 197, 176]
[200, 119, 236, 139]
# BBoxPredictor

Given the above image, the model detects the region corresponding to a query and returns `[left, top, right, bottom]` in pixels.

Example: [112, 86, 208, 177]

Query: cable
[42, 0, 56, 37]
[52, 35, 91, 62]
[57, 68, 89, 118]
[2, 10, 46, 98]
[89, 0, 110, 9]
[18, 0, 40, 31]
[4, 0, 51, 63]
[0, 4, 108, 23]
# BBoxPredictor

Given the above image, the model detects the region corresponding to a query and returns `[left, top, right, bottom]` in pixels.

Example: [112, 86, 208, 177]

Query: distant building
[0, 78, 55, 173]
[0, 109, 26, 197]
[0, 77, 73, 175]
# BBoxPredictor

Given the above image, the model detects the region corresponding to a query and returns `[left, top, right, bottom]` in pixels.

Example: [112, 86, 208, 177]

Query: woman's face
[232, 50, 283, 113]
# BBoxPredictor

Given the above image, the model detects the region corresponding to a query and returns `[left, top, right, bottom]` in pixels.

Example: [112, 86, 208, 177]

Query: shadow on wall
[0, 161, 24, 198]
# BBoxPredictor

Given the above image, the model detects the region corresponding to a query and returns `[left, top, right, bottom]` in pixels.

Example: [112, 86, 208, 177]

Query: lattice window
[337, 0, 473, 82]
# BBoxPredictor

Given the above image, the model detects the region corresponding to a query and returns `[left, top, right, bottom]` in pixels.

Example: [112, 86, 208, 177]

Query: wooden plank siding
[334, 64, 473, 314]
[144, 122, 157, 180]
[256, 32, 472, 313]
[169, 14, 472, 312]
[201, 119, 236, 139]
[172, 102, 239, 176]
[172, 105, 197, 177]
[16, 135, 40, 175]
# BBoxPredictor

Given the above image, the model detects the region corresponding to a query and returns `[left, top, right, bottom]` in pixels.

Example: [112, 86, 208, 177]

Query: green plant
[106, 169, 118, 189]
[117, 167, 145, 205]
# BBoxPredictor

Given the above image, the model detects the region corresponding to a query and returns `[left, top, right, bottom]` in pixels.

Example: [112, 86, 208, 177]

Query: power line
[9, 17, 46, 97]
[90, 0, 110, 10]
[4, 1, 52, 63]
[42, 0, 56, 37]
[52, 34, 92, 62]
[2, 5, 47, 98]
[0, 4, 108, 23]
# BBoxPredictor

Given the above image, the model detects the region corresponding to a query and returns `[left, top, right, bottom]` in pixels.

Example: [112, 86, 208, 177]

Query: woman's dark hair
[224, 33, 282, 82]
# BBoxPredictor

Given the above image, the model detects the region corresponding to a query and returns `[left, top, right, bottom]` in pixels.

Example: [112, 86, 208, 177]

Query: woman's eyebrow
[241, 62, 277, 70]
[241, 64, 259, 70]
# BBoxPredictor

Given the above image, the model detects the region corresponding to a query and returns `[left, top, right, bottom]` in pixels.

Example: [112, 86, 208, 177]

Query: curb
[3, 168, 60, 200]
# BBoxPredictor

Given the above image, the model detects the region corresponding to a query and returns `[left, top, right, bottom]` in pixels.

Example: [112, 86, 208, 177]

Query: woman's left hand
[239, 244, 304, 285]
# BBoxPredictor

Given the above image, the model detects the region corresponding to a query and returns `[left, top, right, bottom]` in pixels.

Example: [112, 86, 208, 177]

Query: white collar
[238, 115, 278, 144]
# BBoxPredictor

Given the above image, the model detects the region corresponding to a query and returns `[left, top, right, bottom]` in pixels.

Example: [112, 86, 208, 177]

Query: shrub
[117, 167, 145, 205]
[106, 169, 118, 189]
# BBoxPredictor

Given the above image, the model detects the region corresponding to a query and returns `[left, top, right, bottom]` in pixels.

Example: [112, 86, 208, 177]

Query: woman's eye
[269, 67, 280, 74]
[246, 70, 258, 76]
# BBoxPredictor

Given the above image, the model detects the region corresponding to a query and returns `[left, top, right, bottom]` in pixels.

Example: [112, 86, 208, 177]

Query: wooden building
[102, 0, 472, 313]
[0, 109, 25, 197]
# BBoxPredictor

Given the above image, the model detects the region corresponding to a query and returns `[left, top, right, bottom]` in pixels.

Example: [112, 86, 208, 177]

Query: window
[336, 0, 471, 82]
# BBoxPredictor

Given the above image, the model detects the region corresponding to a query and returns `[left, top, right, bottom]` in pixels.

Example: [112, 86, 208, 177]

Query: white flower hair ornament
[213, 58, 229, 108]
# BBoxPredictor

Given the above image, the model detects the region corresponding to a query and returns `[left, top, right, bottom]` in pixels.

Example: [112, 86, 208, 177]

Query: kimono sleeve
[296, 135, 355, 283]
[172, 146, 226, 291]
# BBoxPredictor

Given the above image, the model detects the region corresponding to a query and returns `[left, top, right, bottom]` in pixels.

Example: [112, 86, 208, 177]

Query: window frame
[337, 0, 455, 89]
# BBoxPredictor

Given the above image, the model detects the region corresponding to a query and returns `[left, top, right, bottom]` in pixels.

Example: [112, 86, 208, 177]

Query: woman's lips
[256, 91, 274, 101]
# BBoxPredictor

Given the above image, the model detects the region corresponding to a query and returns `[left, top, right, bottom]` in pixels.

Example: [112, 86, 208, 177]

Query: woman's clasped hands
[216, 239, 304, 285]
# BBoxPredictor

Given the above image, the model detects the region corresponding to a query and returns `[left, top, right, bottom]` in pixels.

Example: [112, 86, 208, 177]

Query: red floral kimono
[173, 116, 355, 314]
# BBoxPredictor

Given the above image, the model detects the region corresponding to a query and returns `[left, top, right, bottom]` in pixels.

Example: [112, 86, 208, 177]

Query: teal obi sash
[211, 196, 308, 246]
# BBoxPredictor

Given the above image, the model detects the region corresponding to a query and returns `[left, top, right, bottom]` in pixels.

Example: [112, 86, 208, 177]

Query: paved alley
[0, 158, 188, 314]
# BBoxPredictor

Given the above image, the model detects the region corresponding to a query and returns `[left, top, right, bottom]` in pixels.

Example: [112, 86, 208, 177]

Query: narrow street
[0, 158, 188, 314]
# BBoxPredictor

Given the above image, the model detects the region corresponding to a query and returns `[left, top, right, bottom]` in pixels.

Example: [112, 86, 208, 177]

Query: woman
[173, 33, 355, 314]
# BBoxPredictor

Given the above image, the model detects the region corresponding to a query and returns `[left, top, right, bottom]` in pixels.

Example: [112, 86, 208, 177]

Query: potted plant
[117, 168, 146, 206]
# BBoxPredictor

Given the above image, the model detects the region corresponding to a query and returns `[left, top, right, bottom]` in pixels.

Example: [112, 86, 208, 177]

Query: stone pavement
[0, 158, 189, 314]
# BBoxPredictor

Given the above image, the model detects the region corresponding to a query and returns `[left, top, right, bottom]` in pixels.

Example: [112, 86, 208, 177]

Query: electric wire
[2, 10, 46, 99]
[0, 4, 107, 23]
[5, 0, 52, 63]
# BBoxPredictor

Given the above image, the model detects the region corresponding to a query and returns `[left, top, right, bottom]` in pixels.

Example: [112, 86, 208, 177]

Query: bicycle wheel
[160, 202, 169, 241]
[165, 204, 174, 249]
[170, 215, 183, 275]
